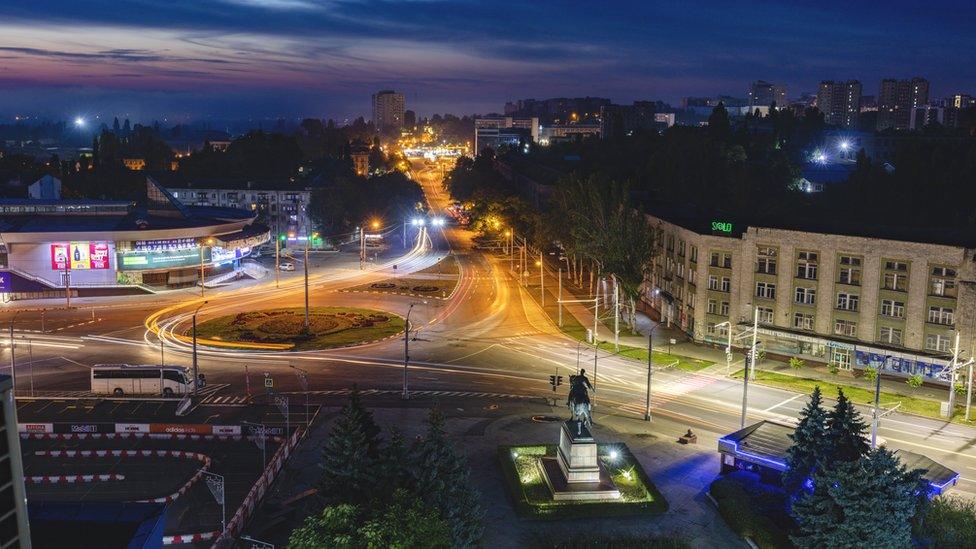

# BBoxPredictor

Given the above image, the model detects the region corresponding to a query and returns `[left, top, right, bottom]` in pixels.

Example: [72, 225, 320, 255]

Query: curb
[27, 473, 125, 484]
[340, 288, 450, 301]
[163, 531, 220, 545]
[20, 432, 283, 443]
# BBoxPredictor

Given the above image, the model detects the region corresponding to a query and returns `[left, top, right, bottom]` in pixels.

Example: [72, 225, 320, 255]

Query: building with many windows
[372, 90, 405, 130]
[817, 80, 862, 128]
[645, 207, 976, 383]
[877, 77, 929, 131]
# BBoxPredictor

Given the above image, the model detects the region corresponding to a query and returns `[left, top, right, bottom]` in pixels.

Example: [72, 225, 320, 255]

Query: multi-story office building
[166, 180, 313, 246]
[877, 77, 930, 131]
[748, 81, 787, 109]
[817, 80, 862, 128]
[372, 90, 405, 130]
[473, 117, 539, 153]
[645, 208, 976, 383]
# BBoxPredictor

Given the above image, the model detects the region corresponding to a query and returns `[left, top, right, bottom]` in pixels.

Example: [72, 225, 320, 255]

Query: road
[6, 157, 976, 499]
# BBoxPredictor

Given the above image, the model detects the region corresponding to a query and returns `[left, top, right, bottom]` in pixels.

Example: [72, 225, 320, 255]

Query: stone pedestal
[540, 420, 620, 501]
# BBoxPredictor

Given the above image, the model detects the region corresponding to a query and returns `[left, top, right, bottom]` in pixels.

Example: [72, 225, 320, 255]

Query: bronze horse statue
[567, 370, 595, 435]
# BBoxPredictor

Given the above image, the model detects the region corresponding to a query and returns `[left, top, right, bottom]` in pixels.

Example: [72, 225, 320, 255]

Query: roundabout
[189, 307, 405, 351]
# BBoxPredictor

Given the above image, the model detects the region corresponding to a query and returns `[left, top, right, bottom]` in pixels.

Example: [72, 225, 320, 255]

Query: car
[279, 262, 295, 271]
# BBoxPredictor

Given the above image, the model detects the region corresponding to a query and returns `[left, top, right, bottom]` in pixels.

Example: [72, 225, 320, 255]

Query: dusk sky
[2, 0, 975, 123]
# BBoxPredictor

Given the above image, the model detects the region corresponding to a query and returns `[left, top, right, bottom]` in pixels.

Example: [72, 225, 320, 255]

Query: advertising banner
[0, 272, 9, 293]
[50, 243, 69, 270]
[53, 423, 115, 435]
[115, 423, 150, 433]
[212, 425, 242, 436]
[149, 423, 214, 435]
[70, 242, 90, 270]
[89, 242, 110, 269]
[19, 423, 54, 434]
[134, 238, 197, 252]
[117, 248, 210, 271]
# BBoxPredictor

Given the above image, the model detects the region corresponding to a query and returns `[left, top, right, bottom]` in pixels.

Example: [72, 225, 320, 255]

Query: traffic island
[192, 307, 405, 351]
[498, 442, 667, 519]
[344, 276, 458, 300]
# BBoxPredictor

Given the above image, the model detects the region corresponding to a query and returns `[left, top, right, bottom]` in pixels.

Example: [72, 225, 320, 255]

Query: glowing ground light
[609, 450, 619, 462]
[73, 117, 86, 127]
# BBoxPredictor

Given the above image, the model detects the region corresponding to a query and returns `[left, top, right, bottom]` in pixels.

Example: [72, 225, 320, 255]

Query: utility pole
[359, 227, 366, 270]
[645, 324, 653, 421]
[192, 301, 207, 398]
[199, 244, 206, 297]
[741, 307, 758, 428]
[949, 332, 961, 417]
[968, 357, 976, 422]
[402, 302, 418, 400]
[613, 276, 620, 352]
[871, 355, 891, 449]
[274, 235, 280, 288]
[539, 250, 545, 306]
[557, 268, 563, 327]
[160, 338, 164, 366]
[64, 264, 71, 308]
[8, 312, 18, 393]
[303, 242, 310, 332]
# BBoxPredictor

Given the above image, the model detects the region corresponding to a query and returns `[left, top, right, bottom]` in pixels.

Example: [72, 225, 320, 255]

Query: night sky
[1, 0, 974, 122]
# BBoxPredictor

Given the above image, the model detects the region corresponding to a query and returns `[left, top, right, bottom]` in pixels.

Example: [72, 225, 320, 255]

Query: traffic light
[549, 375, 563, 392]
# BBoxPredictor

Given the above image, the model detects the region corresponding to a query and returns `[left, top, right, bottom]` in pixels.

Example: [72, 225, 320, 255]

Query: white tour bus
[90, 364, 204, 397]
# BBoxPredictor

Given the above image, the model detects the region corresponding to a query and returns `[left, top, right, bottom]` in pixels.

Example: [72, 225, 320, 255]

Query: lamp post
[871, 355, 892, 449]
[199, 238, 214, 297]
[715, 321, 733, 375]
[8, 311, 20, 393]
[192, 301, 207, 397]
[303, 233, 317, 333]
[402, 302, 423, 400]
[274, 234, 281, 288]
[740, 307, 759, 428]
[644, 321, 664, 422]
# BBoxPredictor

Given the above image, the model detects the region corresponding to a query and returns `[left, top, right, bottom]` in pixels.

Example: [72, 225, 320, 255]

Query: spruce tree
[318, 396, 376, 505]
[348, 386, 381, 456]
[825, 388, 869, 465]
[783, 386, 829, 495]
[792, 447, 923, 548]
[375, 427, 413, 503]
[413, 409, 484, 548]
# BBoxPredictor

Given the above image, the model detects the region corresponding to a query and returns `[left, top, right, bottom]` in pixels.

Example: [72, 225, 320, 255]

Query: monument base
[541, 420, 620, 501]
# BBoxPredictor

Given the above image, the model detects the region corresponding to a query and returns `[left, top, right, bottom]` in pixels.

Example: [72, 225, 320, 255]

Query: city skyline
[1, 0, 974, 121]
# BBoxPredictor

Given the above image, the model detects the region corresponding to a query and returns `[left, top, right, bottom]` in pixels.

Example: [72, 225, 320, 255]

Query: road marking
[762, 393, 805, 412]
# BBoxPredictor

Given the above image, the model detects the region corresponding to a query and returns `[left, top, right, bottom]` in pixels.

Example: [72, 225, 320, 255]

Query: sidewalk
[520, 249, 962, 413]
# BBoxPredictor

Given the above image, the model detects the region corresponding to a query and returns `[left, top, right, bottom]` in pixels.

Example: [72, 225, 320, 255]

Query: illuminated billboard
[117, 248, 211, 271]
[51, 242, 111, 270]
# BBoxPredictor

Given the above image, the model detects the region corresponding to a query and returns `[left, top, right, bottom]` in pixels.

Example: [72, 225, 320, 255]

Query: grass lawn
[534, 286, 713, 373]
[498, 443, 668, 519]
[193, 307, 404, 351]
[730, 369, 961, 421]
[346, 276, 458, 298]
[413, 255, 460, 276]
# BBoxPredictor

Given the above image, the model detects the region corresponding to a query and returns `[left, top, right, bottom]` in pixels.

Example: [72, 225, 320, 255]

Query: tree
[907, 374, 924, 391]
[318, 392, 379, 505]
[789, 356, 804, 377]
[413, 409, 484, 547]
[783, 387, 828, 495]
[288, 504, 361, 549]
[707, 102, 732, 141]
[791, 447, 924, 548]
[824, 389, 869, 465]
[361, 489, 452, 549]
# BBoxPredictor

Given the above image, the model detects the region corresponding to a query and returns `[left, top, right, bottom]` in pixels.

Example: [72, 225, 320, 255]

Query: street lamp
[303, 233, 318, 332]
[8, 311, 20, 393]
[199, 237, 214, 297]
[643, 319, 667, 422]
[192, 301, 208, 397]
[402, 301, 426, 400]
[871, 355, 892, 449]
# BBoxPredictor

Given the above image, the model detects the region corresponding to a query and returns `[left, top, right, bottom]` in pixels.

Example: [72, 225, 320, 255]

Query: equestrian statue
[567, 369, 595, 435]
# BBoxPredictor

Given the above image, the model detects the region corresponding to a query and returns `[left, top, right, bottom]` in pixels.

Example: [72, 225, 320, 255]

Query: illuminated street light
[838, 140, 850, 151]
[73, 117, 86, 127]
[371, 220, 381, 230]
[431, 218, 445, 227]
[411, 218, 425, 227]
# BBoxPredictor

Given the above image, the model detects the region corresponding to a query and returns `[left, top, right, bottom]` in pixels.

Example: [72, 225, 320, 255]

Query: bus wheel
[113, 388, 124, 396]
[163, 387, 174, 397]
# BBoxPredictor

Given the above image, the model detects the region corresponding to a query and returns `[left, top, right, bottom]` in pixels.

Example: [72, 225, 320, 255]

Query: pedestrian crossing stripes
[292, 388, 539, 400]
[199, 395, 251, 406]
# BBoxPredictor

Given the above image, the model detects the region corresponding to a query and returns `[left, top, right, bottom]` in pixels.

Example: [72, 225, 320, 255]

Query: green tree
[824, 389, 869, 464]
[361, 489, 452, 549]
[789, 357, 804, 377]
[413, 409, 484, 547]
[791, 448, 924, 549]
[783, 387, 828, 495]
[318, 391, 379, 505]
[287, 504, 361, 549]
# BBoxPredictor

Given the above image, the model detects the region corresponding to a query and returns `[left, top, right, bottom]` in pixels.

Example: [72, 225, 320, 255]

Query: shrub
[710, 474, 794, 548]
[907, 374, 924, 389]
[921, 496, 976, 546]
[863, 367, 878, 382]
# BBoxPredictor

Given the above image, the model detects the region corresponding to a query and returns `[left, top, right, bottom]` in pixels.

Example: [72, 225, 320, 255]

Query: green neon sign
[711, 221, 733, 234]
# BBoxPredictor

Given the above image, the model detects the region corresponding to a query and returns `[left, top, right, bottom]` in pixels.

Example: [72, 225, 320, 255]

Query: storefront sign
[117, 248, 210, 271]
[0, 272, 9, 293]
[51, 242, 111, 270]
[134, 238, 197, 252]
[115, 423, 150, 433]
[19, 423, 54, 434]
[711, 221, 733, 234]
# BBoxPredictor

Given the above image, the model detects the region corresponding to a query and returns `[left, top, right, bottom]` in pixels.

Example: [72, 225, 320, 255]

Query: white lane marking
[763, 393, 805, 412]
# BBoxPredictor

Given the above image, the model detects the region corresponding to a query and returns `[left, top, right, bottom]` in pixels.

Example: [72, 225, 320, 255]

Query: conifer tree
[825, 388, 869, 465]
[318, 393, 376, 504]
[783, 386, 829, 495]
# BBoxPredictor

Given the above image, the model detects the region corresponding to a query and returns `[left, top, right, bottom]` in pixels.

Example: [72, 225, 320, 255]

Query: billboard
[117, 247, 210, 271]
[51, 242, 112, 270]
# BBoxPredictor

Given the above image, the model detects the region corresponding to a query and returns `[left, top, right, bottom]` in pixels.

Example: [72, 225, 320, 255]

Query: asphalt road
[7, 157, 976, 501]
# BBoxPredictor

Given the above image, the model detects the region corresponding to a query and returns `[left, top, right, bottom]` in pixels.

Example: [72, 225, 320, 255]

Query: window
[928, 306, 954, 326]
[795, 287, 816, 305]
[676, 263, 685, 278]
[723, 253, 733, 269]
[707, 299, 717, 314]
[688, 270, 697, 285]
[883, 272, 908, 292]
[690, 246, 698, 263]
[758, 307, 774, 323]
[677, 240, 686, 257]
[720, 301, 730, 316]
[834, 319, 857, 337]
[710, 252, 720, 267]
[879, 326, 902, 345]
[721, 277, 731, 292]
[667, 234, 674, 251]
[930, 266, 957, 297]
[796, 251, 818, 280]
[885, 261, 908, 271]
[756, 282, 776, 300]
[838, 255, 862, 285]
[926, 334, 951, 352]
[880, 299, 905, 318]
[708, 275, 719, 291]
[793, 313, 815, 330]
[836, 293, 859, 311]
[757, 246, 777, 274]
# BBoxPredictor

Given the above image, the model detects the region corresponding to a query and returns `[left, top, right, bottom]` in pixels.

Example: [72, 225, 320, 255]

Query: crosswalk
[295, 388, 539, 400]
[199, 394, 251, 406]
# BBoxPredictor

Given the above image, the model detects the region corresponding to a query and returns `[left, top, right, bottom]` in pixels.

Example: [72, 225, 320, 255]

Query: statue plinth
[540, 420, 620, 501]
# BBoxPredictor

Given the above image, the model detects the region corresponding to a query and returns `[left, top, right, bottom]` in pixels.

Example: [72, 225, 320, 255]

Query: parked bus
[90, 364, 204, 397]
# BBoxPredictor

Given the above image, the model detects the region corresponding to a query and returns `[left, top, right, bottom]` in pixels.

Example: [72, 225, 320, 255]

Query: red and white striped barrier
[163, 531, 220, 545]
[222, 428, 302, 543]
[32, 448, 212, 504]
[27, 473, 125, 484]
[21, 432, 282, 443]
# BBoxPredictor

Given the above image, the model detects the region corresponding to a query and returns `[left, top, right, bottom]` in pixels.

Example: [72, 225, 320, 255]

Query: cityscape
[1, 1, 976, 548]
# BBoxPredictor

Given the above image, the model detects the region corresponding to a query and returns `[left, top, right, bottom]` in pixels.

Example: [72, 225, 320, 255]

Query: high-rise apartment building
[817, 80, 862, 128]
[748, 81, 787, 108]
[877, 77, 929, 131]
[371, 90, 405, 130]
